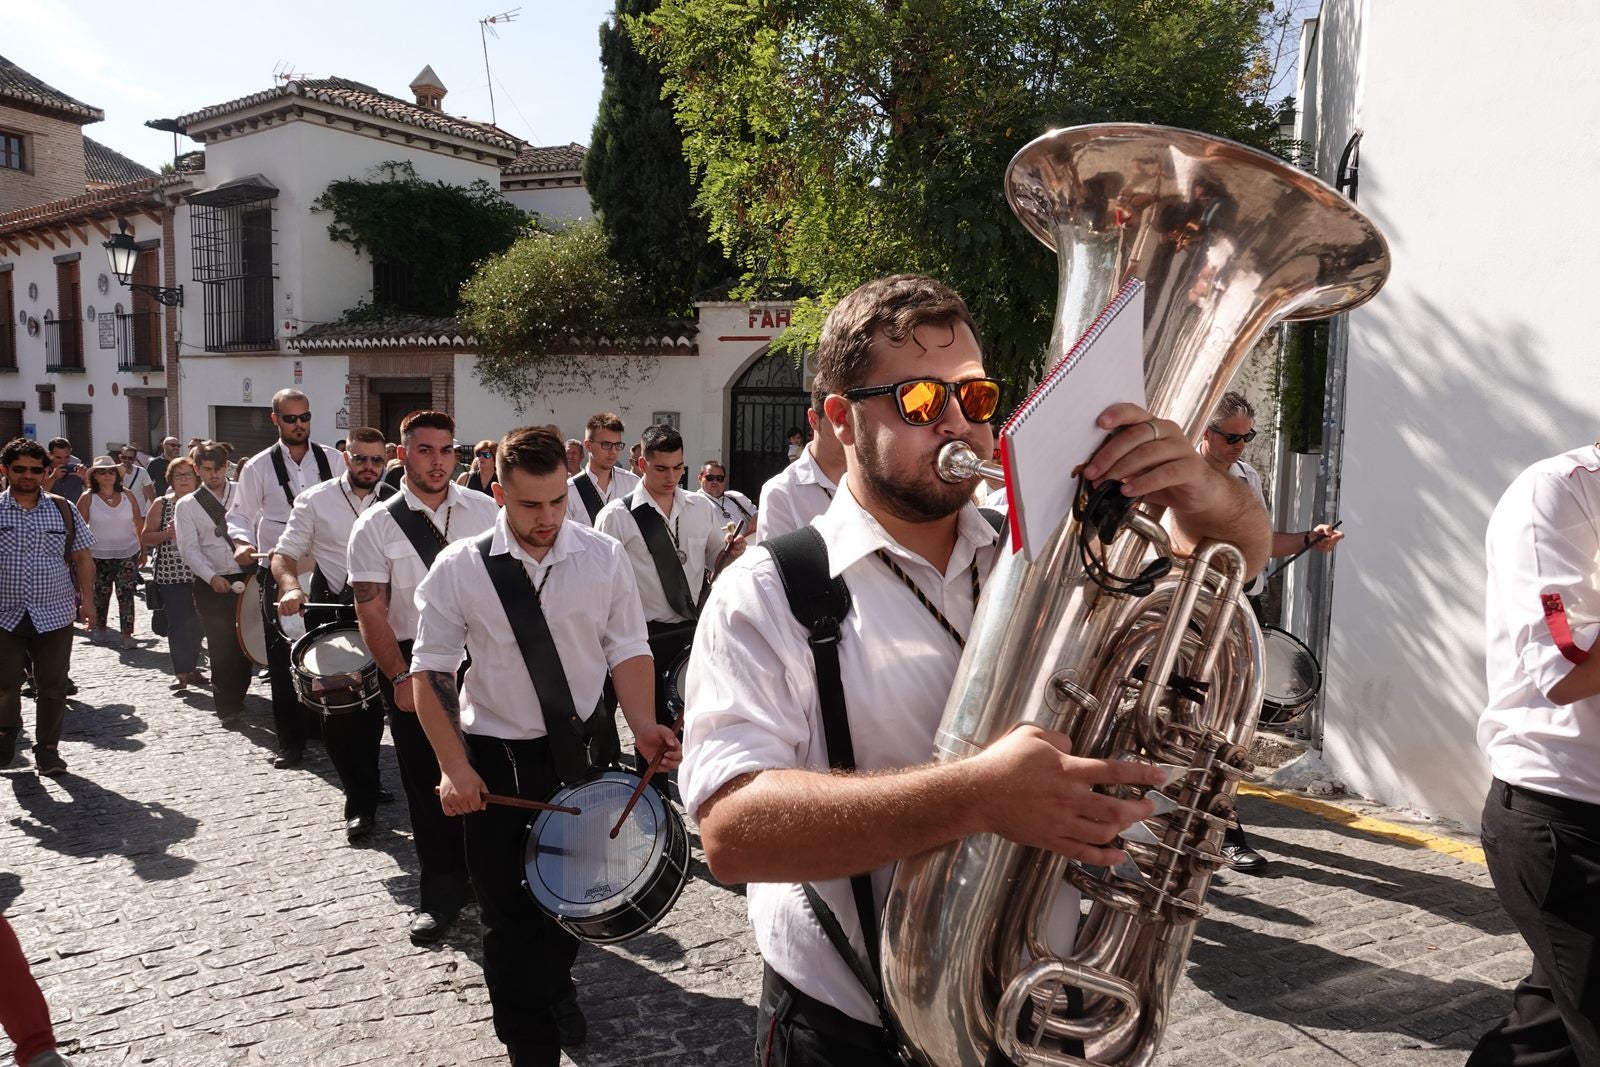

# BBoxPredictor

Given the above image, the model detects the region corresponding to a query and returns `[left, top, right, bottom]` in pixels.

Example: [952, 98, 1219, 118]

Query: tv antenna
[478, 8, 520, 126]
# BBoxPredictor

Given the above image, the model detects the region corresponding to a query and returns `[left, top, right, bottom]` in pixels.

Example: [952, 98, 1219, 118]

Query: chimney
[410, 65, 447, 111]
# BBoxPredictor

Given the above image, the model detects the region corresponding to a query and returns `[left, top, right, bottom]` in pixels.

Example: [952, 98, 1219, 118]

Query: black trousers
[306, 599, 385, 820]
[756, 966, 900, 1067]
[379, 638, 469, 917]
[260, 570, 314, 752]
[0, 616, 74, 750]
[635, 621, 695, 788]
[464, 733, 580, 1064]
[192, 576, 252, 717]
[1469, 778, 1600, 1066]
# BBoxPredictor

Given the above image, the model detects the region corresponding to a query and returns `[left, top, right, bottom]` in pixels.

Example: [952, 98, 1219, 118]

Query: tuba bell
[878, 124, 1390, 1066]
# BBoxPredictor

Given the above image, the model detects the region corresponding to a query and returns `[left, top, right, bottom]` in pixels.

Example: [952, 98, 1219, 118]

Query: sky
[6, 0, 619, 170]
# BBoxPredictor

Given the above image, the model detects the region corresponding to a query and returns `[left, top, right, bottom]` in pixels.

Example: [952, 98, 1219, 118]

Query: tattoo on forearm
[352, 581, 388, 605]
[425, 671, 466, 744]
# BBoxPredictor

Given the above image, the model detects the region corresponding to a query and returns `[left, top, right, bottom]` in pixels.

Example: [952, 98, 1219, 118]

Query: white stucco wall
[502, 183, 592, 224]
[1310, 1, 1600, 828]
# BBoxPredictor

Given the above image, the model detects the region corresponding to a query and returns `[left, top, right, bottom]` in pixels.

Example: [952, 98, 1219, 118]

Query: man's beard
[350, 470, 381, 491]
[855, 430, 974, 523]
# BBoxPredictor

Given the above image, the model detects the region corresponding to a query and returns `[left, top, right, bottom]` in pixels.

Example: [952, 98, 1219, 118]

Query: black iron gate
[729, 349, 811, 500]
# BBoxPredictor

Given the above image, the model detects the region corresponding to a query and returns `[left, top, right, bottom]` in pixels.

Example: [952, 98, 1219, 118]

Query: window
[47, 260, 83, 371]
[0, 272, 14, 371]
[189, 177, 278, 353]
[0, 133, 22, 171]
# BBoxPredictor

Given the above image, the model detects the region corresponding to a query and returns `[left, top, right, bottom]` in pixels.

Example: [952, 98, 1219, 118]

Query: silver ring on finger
[1145, 419, 1163, 443]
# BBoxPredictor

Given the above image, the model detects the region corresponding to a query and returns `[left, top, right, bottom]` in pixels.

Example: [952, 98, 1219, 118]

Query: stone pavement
[2, 621, 1526, 1066]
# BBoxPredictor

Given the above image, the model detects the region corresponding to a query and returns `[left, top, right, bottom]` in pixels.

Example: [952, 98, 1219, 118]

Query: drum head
[236, 573, 268, 666]
[524, 771, 673, 923]
[298, 627, 371, 675]
[664, 649, 692, 714]
[1260, 625, 1321, 726]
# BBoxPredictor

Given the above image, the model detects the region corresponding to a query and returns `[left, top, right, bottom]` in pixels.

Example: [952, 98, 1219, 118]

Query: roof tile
[503, 142, 586, 176]
[0, 54, 102, 122]
[84, 137, 157, 187]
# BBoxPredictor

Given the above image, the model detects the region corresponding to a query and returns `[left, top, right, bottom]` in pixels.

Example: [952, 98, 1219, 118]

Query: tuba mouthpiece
[936, 441, 1003, 485]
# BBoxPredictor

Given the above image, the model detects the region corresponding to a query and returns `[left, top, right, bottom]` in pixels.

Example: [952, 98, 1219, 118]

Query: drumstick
[435, 787, 581, 816]
[1262, 520, 1344, 582]
[610, 711, 685, 839]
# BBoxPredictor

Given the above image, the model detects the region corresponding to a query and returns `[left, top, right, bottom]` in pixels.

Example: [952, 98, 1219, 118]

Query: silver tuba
[879, 124, 1389, 1067]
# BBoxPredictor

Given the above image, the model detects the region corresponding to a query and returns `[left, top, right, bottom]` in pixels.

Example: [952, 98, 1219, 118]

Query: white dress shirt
[410, 511, 652, 740]
[694, 488, 757, 525]
[566, 465, 640, 527]
[172, 482, 242, 583]
[595, 484, 724, 625]
[346, 481, 500, 643]
[680, 486, 1011, 1025]
[272, 474, 389, 594]
[231, 440, 344, 553]
[1231, 460, 1267, 597]
[757, 445, 840, 539]
[1479, 444, 1600, 806]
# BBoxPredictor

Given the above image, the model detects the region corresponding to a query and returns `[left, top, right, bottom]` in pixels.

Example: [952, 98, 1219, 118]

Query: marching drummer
[269, 427, 396, 843]
[171, 441, 252, 723]
[347, 410, 498, 947]
[411, 425, 675, 1064]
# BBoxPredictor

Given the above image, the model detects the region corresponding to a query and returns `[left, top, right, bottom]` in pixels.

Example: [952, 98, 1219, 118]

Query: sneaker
[33, 746, 67, 778]
[0, 728, 17, 767]
[26, 1050, 76, 1066]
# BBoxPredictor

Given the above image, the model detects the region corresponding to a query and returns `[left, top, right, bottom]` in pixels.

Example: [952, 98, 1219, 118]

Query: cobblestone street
[3, 624, 1524, 1066]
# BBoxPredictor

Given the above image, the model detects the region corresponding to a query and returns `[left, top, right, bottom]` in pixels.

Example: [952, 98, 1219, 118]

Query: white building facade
[1285, 2, 1600, 828]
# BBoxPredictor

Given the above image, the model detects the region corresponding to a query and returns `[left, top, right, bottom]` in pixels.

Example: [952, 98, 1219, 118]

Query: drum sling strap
[270, 443, 333, 506]
[574, 473, 606, 523]
[630, 502, 700, 620]
[384, 495, 448, 570]
[312, 483, 396, 610]
[194, 485, 232, 541]
[473, 530, 593, 787]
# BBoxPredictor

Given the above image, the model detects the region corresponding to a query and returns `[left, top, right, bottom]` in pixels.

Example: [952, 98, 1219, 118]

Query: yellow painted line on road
[1238, 782, 1486, 866]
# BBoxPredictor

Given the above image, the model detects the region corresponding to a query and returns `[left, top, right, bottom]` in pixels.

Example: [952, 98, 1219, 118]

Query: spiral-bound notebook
[999, 279, 1146, 560]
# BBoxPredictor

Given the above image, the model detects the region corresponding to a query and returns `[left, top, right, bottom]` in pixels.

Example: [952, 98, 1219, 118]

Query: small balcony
[44, 318, 85, 373]
[116, 311, 163, 371]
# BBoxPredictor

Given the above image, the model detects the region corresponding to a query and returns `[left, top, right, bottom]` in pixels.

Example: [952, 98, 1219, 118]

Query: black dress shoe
[1222, 827, 1269, 872]
[345, 814, 374, 842]
[553, 992, 587, 1047]
[0, 728, 17, 768]
[272, 748, 305, 769]
[408, 911, 455, 946]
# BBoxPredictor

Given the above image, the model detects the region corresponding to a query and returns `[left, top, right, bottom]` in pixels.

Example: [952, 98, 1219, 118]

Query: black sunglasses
[701, 473, 725, 482]
[476, 450, 493, 459]
[8, 464, 46, 475]
[1207, 425, 1257, 445]
[277, 412, 312, 425]
[840, 377, 1003, 426]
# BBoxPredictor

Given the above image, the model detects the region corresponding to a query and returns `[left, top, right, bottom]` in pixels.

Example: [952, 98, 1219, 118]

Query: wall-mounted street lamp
[102, 220, 183, 307]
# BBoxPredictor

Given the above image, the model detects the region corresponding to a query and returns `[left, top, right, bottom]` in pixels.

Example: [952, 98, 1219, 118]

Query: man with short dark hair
[0, 438, 96, 777]
[174, 442, 251, 722]
[229, 388, 343, 769]
[566, 412, 639, 527]
[693, 460, 757, 531]
[147, 437, 181, 496]
[413, 425, 675, 1061]
[271, 427, 396, 842]
[40, 438, 85, 504]
[117, 445, 156, 507]
[348, 410, 499, 945]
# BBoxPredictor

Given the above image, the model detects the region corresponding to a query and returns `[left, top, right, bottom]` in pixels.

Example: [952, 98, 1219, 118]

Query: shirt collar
[792, 445, 839, 491]
[813, 483, 1000, 580]
[491, 509, 578, 567]
[400, 478, 464, 515]
[627, 481, 682, 517]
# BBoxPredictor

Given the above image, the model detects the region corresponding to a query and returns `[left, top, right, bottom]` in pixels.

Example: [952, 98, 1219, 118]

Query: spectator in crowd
[41, 439, 85, 503]
[564, 438, 584, 475]
[141, 457, 205, 690]
[78, 457, 144, 649]
[457, 439, 499, 496]
[0, 913, 76, 1066]
[693, 460, 757, 531]
[116, 445, 156, 507]
[147, 437, 181, 496]
[785, 425, 804, 462]
[334, 438, 347, 452]
[628, 442, 643, 475]
[185, 436, 204, 460]
[0, 438, 95, 777]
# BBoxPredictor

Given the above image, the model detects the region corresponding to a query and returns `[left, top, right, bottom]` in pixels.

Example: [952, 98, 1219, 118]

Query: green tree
[637, 0, 1279, 385]
[585, 0, 732, 314]
[460, 219, 655, 406]
[312, 161, 531, 318]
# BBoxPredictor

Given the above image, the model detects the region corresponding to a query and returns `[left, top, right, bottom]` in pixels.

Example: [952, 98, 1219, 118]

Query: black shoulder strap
[46, 493, 75, 561]
[374, 481, 398, 502]
[474, 531, 592, 785]
[630, 501, 698, 619]
[195, 485, 230, 539]
[270, 443, 334, 506]
[573, 473, 605, 522]
[764, 528, 892, 1026]
[384, 494, 446, 571]
[977, 506, 1005, 535]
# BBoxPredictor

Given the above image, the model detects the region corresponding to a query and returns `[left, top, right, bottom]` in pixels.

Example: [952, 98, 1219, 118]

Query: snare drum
[235, 572, 269, 667]
[522, 770, 690, 944]
[663, 649, 691, 716]
[1259, 625, 1321, 729]
[290, 622, 382, 715]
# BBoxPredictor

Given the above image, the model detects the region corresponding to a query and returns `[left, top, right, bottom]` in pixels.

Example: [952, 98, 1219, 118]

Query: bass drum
[522, 770, 690, 945]
[1260, 625, 1322, 729]
[235, 572, 269, 667]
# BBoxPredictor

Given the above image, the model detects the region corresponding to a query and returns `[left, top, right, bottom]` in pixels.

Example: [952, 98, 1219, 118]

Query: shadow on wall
[1323, 174, 1593, 827]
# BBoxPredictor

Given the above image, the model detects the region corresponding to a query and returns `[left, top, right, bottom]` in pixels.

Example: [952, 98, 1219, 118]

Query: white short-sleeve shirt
[272, 474, 389, 594]
[231, 441, 344, 554]
[680, 487, 1005, 1025]
[566, 465, 640, 527]
[409, 511, 652, 740]
[346, 481, 500, 643]
[757, 446, 840, 540]
[595, 485, 724, 625]
[1479, 445, 1600, 805]
[694, 488, 757, 525]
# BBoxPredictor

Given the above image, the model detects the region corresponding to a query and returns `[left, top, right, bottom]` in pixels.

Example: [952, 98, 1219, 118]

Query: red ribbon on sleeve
[1542, 593, 1592, 665]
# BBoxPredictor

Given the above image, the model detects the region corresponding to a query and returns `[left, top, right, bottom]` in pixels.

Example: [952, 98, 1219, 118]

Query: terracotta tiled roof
[0, 55, 102, 123]
[293, 314, 473, 351]
[503, 142, 586, 176]
[173, 77, 521, 152]
[84, 137, 157, 187]
[0, 175, 176, 237]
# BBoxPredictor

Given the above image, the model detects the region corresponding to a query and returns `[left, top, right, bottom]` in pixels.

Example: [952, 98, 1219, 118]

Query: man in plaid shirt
[0, 438, 95, 777]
